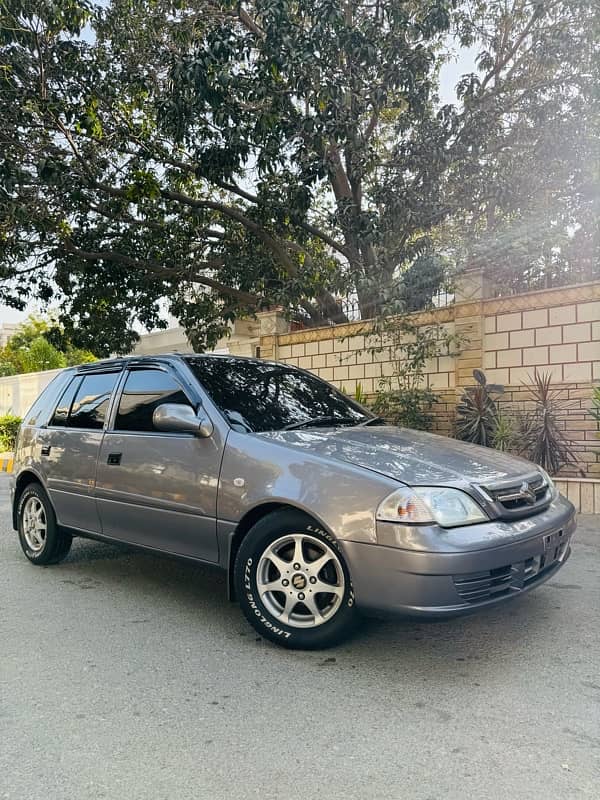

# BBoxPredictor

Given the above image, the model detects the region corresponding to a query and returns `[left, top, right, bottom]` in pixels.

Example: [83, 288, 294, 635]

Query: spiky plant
[492, 410, 516, 452]
[354, 382, 368, 405]
[456, 370, 504, 446]
[518, 370, 580, 475]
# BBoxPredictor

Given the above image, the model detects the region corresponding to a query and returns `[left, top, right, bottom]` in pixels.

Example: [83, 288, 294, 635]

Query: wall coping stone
[273, 281, 600, 347]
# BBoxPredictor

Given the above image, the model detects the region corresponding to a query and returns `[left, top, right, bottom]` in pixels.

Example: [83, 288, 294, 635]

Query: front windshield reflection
[185, 356, 372, 433]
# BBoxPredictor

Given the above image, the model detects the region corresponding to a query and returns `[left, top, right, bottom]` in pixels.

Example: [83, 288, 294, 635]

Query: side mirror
[152, 403, 213, 438]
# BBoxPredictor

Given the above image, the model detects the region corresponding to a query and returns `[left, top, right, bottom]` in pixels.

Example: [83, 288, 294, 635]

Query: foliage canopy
[0, 316, 96, 375]
[1, 0, 597, 352]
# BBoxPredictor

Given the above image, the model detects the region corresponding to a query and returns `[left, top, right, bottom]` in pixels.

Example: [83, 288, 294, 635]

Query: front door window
[114, 369, 192, 433]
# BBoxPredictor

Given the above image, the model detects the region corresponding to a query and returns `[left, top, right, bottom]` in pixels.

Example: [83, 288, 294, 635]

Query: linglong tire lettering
[246, 591, 291, 637]
[234, 511, 357, 647]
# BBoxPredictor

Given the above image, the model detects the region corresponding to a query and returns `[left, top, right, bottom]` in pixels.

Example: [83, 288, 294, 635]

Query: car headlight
[538, 468, 557, 499]
[376, 486, 488, 527]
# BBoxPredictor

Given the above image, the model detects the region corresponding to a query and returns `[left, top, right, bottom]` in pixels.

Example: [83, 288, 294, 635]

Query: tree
[442, 0, 600, 293]
[1, 1, 597, 353]
[0, 316, 96, 375]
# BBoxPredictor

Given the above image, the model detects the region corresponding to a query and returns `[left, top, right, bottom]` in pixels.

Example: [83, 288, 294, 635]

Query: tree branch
[364, 108, 379, 141]
[90, 182, 348, 323]
[479, 7, 543, 93]
[62, 240, 261, 306]
[161, 188, 301, 275]
[236, 4, 266, 39]
[327, 144, 353, 202]
[153, 160, 352, 259]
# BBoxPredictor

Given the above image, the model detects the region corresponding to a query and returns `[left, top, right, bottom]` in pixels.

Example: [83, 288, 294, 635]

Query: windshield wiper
[359, 416, 386, 426]
[283, 416, 358, 430]
[224, 409, 253, 432]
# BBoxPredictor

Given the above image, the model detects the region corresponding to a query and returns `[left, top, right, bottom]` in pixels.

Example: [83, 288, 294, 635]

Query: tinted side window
[49, 377, 82, 427]
[115, 369, 191, 432]
[68, 373, 118, 430]
[26, 372, 73, 427]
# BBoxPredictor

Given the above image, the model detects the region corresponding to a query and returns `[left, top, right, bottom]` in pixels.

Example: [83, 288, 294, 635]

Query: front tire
[17, 483, 72, 565]
[234, 510, 358, 649]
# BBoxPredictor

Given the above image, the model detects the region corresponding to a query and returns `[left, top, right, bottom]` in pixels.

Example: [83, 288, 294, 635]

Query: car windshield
[184, 356, 374, 433]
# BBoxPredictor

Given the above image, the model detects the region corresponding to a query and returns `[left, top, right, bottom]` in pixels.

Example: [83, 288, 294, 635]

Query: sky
[0, 26, 478, 330]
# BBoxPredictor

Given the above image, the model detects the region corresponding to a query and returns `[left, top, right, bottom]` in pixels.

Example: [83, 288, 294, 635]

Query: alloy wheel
[22, 496, 47, 553]
[256, 533, 345, 628]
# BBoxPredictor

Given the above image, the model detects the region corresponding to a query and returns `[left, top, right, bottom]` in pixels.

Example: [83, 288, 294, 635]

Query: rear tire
[234, 509, 358, 649]
[17, 483, 72, 565]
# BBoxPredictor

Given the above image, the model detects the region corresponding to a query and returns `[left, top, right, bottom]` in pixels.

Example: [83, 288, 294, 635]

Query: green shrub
[456, 370, 504, 446]
[591, 385, 600, 436]
[0, 414, 22, 451]
[363, 316, 461, 431]
[491, 410, 516, 452]
[373, 386, 438, 431]
[341, 382, 371, 409]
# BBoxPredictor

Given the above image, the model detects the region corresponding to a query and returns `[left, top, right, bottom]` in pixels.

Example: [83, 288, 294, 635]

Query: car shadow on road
[48, 535, 573, 681]
[59, 536, 230, 611]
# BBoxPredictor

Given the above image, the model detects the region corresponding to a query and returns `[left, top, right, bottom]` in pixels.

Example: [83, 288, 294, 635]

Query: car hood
[256, 426, 537, 487]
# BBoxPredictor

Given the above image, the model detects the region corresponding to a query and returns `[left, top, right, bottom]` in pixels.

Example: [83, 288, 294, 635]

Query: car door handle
[107, 452, 122, 465]
[41, 445, 51, 456]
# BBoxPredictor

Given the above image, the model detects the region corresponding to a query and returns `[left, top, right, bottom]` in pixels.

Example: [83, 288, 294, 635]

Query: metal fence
[340, 286, 455, 322]
[484, 262, 599, 299]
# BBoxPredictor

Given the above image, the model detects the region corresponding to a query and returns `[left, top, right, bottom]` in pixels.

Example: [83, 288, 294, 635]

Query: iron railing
[484, 262, 598, 299]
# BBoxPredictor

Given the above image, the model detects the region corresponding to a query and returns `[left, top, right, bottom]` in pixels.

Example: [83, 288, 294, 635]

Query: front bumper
[341, 494, 577, 618]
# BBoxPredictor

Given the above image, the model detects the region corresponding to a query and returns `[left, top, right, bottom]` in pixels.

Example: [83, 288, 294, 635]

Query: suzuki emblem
[519, 481, 537, 504]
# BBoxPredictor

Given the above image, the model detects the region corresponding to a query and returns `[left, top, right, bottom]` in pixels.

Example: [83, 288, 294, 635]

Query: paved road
[1, 474, 599, 799]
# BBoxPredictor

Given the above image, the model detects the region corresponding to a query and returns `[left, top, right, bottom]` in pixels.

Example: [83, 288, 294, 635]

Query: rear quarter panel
[12, 371, 73, 482]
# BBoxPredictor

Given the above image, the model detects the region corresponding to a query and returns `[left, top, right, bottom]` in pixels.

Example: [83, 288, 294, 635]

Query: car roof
[73, 352, 272, 373]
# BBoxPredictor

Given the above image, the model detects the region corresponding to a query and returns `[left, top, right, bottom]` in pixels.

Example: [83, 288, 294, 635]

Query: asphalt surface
[1, 473, 599, 799]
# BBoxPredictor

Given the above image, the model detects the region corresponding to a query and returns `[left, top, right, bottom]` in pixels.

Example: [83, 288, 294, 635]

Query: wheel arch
[12, 469, 46, 530]
[226, 501, 335, 600]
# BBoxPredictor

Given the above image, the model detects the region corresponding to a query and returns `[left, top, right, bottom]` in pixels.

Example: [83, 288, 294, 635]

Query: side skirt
[60, 525, 226, 575]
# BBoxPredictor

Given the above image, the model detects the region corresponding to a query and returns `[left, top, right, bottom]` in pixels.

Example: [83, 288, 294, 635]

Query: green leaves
[77, 97, 103, 139]
[456, 373, 503, 447]
[0, 315, 97, 375]
[0, 414, 23, 450]
[1, 0, 597, 356]
[125, 170, 161, 202]
[366, 315, 460, 431]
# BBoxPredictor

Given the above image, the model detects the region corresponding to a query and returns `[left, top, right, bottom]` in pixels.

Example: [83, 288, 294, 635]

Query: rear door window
[114, 369, 192, 433]
[68, 373, 119, 430]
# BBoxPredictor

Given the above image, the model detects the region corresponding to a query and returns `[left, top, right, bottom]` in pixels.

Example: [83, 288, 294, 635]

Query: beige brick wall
[263, 282, 600, 479]
[483, 297, 599, 386]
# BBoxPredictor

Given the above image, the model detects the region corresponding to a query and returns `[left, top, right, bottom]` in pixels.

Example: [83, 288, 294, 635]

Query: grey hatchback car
[11, 354, 576, 648]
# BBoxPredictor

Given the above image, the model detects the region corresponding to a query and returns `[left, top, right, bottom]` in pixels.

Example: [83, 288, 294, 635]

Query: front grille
[452, 530, 568, 604]
[482, 473, 550, 519]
